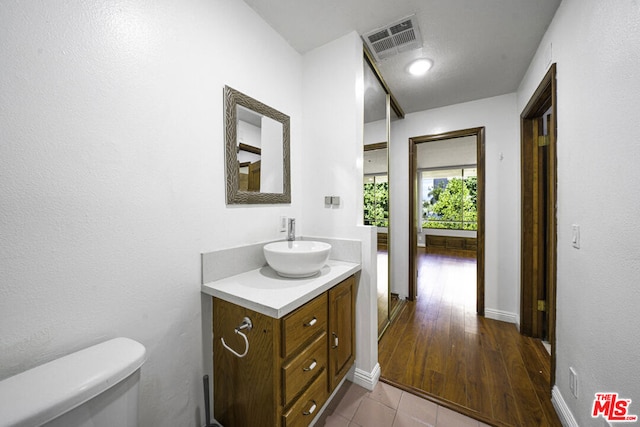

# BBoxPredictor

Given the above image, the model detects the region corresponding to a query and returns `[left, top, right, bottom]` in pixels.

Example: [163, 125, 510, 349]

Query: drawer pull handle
[332, 333, 339, 349]
[303, 401, 317, 416]
[304, 317, 317, 327]
[303, 360, 317, 372]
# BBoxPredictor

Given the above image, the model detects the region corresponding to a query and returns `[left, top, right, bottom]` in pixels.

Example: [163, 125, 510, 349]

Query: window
[421, 167, 477, 230]
[363, 174, 388, 227]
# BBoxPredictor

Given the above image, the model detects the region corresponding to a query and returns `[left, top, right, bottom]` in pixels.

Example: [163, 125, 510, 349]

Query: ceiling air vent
[363, 15, 423, 62]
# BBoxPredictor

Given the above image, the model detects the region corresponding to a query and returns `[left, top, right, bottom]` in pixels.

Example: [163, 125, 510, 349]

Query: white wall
[260, 117, 284, 193]
[301, 32, 379, 382]
[0, 1, 302, 425]
[518, 1, 640, 425]
[363, 148, 388, 175]
[301, 32, 365, 237]
[364, 120, 387, 145]
[389, 94, 521, 321]
[238, 119, 261, 148]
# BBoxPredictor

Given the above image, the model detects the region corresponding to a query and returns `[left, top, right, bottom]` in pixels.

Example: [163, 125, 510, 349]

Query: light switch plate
[572, 224, 580, 249]
[569, 367, 578, 398]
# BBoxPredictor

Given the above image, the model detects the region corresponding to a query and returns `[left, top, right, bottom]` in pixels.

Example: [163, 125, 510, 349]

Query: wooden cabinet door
[328, 276, 355, 390]
[213, 297, 280, 427]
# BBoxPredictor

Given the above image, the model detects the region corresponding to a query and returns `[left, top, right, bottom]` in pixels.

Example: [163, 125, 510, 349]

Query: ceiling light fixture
[407, 58, 433, 76]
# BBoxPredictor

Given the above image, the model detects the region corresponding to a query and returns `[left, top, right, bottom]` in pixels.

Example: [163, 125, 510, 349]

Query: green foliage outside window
[364, 181, 388, 227]
[423, 176, 477, 230]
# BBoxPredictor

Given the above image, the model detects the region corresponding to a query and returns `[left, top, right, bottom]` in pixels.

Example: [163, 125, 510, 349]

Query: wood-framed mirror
[224, 85, 291, 204]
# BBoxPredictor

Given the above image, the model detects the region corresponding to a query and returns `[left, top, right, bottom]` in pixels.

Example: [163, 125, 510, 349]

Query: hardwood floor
[378, 250, 561, 427]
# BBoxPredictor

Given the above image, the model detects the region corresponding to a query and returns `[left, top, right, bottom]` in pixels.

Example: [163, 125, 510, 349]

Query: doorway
[379, 125, 561, 425]
[408, 127, 485, 314]
[520, 63, 557, 388]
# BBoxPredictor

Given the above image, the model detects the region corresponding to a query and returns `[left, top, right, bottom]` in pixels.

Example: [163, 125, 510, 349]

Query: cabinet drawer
[282, 332, 327, 406]
[282, 293, 327, 358]
[282, 371, 328, 427]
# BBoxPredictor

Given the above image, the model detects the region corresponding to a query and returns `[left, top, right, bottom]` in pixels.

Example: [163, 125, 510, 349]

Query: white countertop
[201, 260, 361, 318]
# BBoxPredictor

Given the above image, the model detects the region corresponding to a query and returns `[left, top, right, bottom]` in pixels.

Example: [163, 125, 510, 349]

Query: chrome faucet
[287, 218, 296, 241]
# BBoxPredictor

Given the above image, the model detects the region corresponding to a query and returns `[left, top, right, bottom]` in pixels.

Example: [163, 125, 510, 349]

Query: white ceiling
[242, 0, 561, 116]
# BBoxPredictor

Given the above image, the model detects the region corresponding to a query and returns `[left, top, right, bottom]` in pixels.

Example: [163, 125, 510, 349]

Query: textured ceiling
[242, 0, 561, 115]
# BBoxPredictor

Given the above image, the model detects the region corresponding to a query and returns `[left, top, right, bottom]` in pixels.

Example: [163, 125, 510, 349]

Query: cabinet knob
[332, 333, 339, 349]
[303, 400, 317, 416]
[304, 317, 317, 327]
[303, 359, 317, 372]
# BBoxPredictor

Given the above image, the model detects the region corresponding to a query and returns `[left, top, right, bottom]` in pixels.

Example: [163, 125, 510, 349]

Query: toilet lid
[0, 337, 146, 427]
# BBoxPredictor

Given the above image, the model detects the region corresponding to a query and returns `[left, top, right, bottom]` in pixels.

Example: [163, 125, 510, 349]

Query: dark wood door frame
[408, 127, 485, 316]
[520, 63, 557, 390]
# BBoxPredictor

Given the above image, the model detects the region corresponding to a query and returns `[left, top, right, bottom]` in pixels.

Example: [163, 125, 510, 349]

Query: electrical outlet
[569, 367, 578, 398]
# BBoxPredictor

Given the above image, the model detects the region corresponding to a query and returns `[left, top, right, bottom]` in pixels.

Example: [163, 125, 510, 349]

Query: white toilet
[0, 337, 146, 427]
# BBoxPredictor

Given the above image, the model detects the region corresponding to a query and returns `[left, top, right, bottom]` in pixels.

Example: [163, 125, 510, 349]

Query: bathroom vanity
[202, 258, 360, 427]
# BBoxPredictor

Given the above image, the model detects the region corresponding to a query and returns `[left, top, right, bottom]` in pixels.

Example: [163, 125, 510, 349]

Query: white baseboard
[484, 308, 518, 324]
[349, 363, 380, 391]
[552, 385, 579, 427]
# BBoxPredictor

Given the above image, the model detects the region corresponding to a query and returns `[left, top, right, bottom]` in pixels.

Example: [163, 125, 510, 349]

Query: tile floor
[314, 381, 491, 427]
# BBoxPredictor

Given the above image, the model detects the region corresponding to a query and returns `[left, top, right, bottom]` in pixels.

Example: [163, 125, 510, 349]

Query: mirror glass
[363, 61, 391, 338]
[236, 105, 284, 193]
[225, 86, 290, 204]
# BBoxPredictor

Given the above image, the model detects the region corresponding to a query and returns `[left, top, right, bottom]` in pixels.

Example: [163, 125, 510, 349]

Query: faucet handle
[287, 218, 296, 241]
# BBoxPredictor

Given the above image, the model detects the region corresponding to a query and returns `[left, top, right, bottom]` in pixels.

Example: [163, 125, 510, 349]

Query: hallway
[378, 251, 561, 426]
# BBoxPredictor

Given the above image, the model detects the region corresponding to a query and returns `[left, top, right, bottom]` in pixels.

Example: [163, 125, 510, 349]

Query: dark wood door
[521, 65, 557, 345]
[248, 160, 261, 192]
[533, 112, 552, 341]
[520, 65, 557, 401]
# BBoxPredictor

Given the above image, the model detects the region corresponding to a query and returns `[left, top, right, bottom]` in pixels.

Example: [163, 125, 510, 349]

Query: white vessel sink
[263, 241, 331, 278]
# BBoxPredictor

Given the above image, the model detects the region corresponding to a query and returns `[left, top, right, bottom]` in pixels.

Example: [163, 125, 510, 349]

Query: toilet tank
[0, 337, 146, 427]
